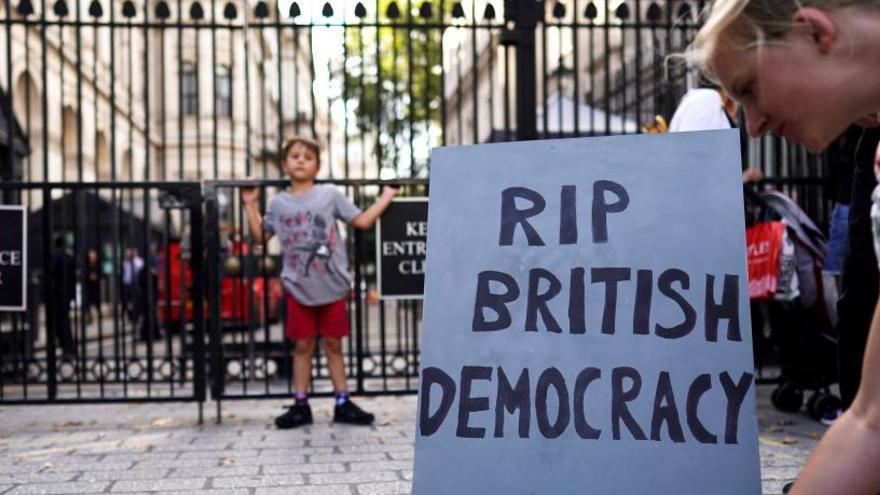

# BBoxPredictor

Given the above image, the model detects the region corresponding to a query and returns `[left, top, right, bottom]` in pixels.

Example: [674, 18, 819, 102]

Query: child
[242, 136, 397, 428]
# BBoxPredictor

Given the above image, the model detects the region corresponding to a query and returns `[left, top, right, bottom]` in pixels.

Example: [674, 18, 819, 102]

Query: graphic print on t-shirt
[279, 210, 337, 278]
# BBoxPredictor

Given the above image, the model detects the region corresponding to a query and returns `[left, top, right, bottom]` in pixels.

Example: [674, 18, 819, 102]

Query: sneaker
[333, 399, 375, 425]
[275, 403, 313, 429]
[820, 408, 843, 426]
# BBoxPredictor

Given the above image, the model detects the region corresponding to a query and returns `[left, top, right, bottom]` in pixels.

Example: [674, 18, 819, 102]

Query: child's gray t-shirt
[263, 185, 362, 306]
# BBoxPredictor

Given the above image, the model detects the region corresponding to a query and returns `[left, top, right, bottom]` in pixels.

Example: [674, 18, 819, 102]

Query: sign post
[376, 198, 428, 299]
[413, 131, 761, 494]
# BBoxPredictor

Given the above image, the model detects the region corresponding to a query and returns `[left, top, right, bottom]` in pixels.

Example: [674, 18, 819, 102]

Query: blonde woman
[690, 1, 880, 493]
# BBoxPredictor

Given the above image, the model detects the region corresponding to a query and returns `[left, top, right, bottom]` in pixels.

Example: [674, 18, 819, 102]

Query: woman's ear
[791, 7, 838, 53]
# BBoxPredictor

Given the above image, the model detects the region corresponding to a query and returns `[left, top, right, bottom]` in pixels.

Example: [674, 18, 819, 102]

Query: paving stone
[133, 459, 220, 469]
[309, 472, 399, 485]
[0, 473, 76, 484]
[224, 454, 306, 466]
[348, 462, 412, 473]
[77, 470, 171, 482]
[308, 454, 390, 464]
[386, 452, 413, 461]
[255, 486, 353, 495]
[262, 463, 347, 475]
[43, 461, 134, 472]
[337, 444, 412, 455]
[257, 447, 335, 457]
[210, 474, 304, 488]
[356, 481, 413, 495]
[168, 466, 259, 478]
[6, 481, 109, 494]
[0, 466, 39, 475]
[151, 443, 231, 452]
[110, 478, 206, 492]
[177, 450, 259, 460]
[116, 491, 250, 495]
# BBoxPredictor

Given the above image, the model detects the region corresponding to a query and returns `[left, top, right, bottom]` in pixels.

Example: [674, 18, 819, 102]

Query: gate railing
[0, 180, 207, 420]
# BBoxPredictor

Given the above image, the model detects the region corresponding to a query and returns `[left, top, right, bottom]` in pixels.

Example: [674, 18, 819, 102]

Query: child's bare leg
[293, 338, 316, 393]
[321, 337, 348, 393]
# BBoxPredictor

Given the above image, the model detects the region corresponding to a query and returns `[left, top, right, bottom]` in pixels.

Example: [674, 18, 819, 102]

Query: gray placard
[413, 131, 760, 495]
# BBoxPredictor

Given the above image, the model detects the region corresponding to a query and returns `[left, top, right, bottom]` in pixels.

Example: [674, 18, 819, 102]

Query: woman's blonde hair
[691, 0, 877, 79]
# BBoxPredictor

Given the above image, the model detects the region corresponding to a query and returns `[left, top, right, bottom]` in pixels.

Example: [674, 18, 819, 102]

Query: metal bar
[3, 0, 12, 189]
[407, 0, 415, 172]
[308, 25, 317, 139]
[634, 0, 642, 130]
[509, 0, 539, 141]
[487, 12, 496, 143]
[439, 0, 446, 146]
[540, 4, 547, 137]
[190, 187, 207, 408]
[353, 186, 365, 393]
[176, 0, 183, 178]
[195, 11, 202, 180]
[375, 0, 382, 168]
[260, 20, 268, 178]
[572, 0, 579, 136]
[470, 0, 478, 144]
[603, 0, 610, 135]
[211, 0, 218, 178]
[244, 4, 251, 176]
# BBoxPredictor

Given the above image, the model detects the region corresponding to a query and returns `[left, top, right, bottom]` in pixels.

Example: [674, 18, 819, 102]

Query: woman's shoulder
[679, 88, 722, 107]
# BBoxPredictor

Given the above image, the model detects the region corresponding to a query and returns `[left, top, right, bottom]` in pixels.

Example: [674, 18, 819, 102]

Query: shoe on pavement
[333, 399, 375, 425]
[275, 403, 313, 429]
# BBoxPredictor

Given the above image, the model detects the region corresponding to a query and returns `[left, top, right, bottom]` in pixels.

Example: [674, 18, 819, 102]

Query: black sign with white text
[377, 198, 428, 299]
[0, 206, 26, 311]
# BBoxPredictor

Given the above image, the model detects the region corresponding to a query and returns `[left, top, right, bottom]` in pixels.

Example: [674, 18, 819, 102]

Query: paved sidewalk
[0, 384, 824, 494]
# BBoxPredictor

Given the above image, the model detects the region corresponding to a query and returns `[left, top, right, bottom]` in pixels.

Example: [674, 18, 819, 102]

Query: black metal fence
[0, 1, 835, 413]
[0, 181, 206, 416]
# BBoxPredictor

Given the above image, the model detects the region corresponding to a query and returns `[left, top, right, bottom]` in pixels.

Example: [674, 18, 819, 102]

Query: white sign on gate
[413, 131, 760, 494]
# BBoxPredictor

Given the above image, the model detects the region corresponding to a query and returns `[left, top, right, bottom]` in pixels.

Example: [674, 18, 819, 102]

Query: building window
[215, 66, 232, 118]
[181, 64, 198, 116]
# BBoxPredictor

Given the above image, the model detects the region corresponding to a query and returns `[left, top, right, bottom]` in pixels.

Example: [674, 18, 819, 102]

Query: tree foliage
[341, 0, 445, 175]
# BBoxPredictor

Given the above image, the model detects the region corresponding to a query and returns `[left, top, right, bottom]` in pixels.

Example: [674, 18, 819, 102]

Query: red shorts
[285, 294, 350, 340]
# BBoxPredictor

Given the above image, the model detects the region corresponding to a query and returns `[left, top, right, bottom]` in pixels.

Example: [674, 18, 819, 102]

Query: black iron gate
[0, 1, 837, 417]
[0, 181, 206, 418]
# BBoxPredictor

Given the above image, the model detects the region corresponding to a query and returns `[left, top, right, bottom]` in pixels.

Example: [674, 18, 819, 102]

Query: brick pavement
[0, 384, 825, 494]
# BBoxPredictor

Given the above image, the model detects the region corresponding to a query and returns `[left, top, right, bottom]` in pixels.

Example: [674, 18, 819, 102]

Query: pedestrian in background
[121, 247, 143, 322]
[84, 248, 102, 325]
[49, 236, 76, 357]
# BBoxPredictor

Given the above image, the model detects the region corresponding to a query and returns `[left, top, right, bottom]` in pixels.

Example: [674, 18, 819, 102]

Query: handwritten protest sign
[413, 131, 760, 494]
